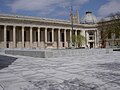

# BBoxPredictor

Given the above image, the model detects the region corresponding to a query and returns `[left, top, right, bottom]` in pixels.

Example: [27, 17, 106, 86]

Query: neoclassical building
[0, 11, 98, 49]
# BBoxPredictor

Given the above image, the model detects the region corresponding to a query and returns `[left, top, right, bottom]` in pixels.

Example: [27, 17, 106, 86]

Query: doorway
[89, 42, 94, 48]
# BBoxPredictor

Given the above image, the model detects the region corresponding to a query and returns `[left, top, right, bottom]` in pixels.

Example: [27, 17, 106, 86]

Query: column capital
[38, 27, 41, 29]
[4, 25, 7, 27]
[13, 25, 16, 27]
[45, 28, 47, 30]
[64, 29, 66, 32]
[58, 28, 60, 31]
[22, 26, 25, 28]
[51, 28, 54, 30]
[13, 26, 16, 29]
[22, 26, 24, 30]
[30, 27, 33, 29]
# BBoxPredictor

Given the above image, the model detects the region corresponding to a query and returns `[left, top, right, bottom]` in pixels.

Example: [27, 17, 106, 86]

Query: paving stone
[0, 73, 16, 80]
[0, 86, 3, 90]
[23, 73, 51, 82]
[5, 81, 38, 90]
[53, 73, 85, 81]
[0, 49, 120, 90]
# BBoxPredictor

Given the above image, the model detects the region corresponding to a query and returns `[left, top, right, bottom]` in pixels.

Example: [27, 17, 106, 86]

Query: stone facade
[0, 14, 98, 49]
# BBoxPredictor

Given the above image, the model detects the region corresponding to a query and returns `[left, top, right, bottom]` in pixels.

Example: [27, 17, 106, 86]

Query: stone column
[58, 29, 60, 48]
[45, 28, 47, 48]
[38, 27, 40, 48]
[96, 30, 98, 47]
[69, 29, 72, 47]
[52, 28, 54, 47]
[75, 30, 77, 48]
[30, 27, 33, 48]
[13, 26, 16, 48]
[52, 28, 54, 43]
[64, 29, 66, 48]
[94, 30, 97, 48]
[22, 26, 24, 48]
[85, 31, 87, 45]
[4, 25, 7, 48]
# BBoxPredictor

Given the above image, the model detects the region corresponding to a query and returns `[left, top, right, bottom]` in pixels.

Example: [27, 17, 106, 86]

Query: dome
[82, 11, 97, 24]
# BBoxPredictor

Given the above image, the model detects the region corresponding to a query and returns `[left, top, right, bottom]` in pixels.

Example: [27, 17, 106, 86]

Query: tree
[98, 19, 108, 48]
[98, 12, 120, 48]
[72, 34, 86, 48]
[108, 12, 120, 47]
[77, 34, 86, 47]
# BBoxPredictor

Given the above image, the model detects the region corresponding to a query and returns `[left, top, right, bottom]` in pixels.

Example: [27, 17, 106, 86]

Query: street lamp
[70, 4, 74, 48]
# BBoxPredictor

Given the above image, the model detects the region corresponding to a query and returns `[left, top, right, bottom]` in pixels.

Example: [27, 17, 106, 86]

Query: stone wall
[5, 49, 113, 58]
[5, 50, 53, 58]
[52, 49, 113, 58]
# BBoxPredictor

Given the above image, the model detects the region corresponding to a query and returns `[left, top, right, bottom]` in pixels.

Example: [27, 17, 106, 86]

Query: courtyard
[0, 49, 120, 90]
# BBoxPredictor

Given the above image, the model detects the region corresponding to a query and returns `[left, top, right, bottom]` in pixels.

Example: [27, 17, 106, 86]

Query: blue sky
[0, 0, 120, 20]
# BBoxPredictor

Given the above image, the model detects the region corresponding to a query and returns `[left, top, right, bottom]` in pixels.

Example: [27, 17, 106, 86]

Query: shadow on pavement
[0, 55, 17, 70]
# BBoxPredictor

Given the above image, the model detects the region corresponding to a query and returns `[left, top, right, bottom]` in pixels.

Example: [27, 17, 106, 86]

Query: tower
[75, 10, 80, 24]
[70, 9, 80, 24]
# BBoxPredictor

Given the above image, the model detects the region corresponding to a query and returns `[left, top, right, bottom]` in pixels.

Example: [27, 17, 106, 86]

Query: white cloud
[8, 0, 90, 17]
[98, 0, 120, 17]
[8, 0, 61, 11]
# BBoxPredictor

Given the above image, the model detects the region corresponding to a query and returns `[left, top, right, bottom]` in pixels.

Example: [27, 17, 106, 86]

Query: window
[89, 37, 93, 40]
[89, 32, 94, 35]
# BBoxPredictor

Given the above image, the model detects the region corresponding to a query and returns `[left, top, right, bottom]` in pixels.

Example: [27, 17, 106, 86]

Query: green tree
[72, 34, 86, 48]
[98, 12, 120, 48]
[77, 34, 86, 47]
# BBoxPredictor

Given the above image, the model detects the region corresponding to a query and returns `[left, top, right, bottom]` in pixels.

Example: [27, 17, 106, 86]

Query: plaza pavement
[0, 49, 120, 90]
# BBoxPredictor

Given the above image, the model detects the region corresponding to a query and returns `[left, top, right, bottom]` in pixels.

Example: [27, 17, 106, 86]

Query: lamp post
[70, 5, 74, 48]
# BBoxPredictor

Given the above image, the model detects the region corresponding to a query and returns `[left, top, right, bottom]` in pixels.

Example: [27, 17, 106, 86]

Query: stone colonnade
[0, 25, 81, 49]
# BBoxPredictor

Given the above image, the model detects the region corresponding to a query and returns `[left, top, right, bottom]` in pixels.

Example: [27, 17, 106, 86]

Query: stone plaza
[0, 49, 120, 90]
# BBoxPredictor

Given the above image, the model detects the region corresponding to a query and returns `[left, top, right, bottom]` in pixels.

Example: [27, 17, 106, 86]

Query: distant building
[0, 11, 98, 49]
[98, 18, 120, 48]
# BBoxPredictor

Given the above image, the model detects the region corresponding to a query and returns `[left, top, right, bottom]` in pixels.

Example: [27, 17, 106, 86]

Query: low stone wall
[5, 48, 113, 58]
[5, 50, 53, 58]
[52, 48, 113, 58]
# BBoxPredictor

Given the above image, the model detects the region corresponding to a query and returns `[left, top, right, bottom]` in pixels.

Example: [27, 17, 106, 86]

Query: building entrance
[90, 42, 93, 48]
